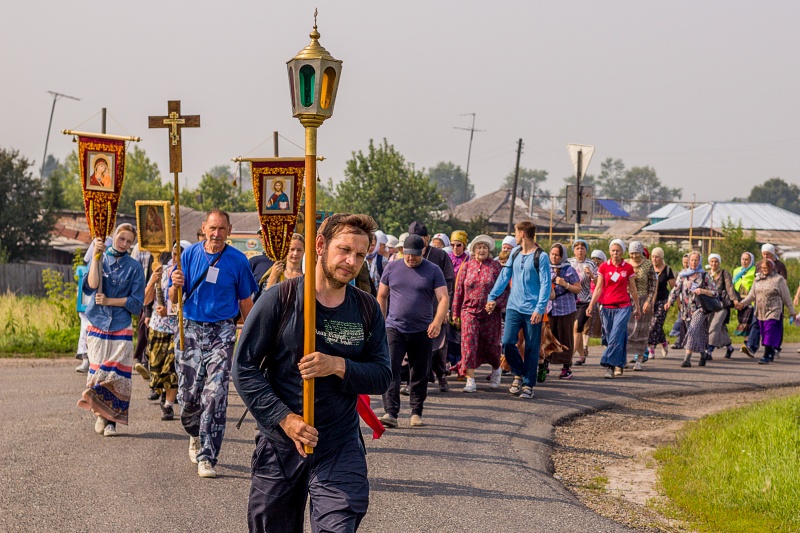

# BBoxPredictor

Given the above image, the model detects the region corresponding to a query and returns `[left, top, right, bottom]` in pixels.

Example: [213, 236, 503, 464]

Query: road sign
[567, 144, 595, 178]
[565, 185, 594, 224]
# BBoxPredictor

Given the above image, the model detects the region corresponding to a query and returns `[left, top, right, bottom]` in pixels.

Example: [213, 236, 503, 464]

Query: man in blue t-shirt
[170, 209, 258, 478]
[377, 234, 449, 428]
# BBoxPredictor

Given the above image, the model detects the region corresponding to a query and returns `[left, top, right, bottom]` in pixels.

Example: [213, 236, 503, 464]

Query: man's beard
[320, 247, 348, 290]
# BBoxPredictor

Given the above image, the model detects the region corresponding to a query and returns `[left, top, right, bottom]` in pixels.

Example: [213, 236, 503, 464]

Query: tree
[118, 146, 172, 214]
[183, 165, 255, 213]
[502, 168, 551, 206]
[748, 177, 800, 214]
[332, 139, 445, 235]
[0, 148, 56, 262]
[594, 157, 630, 202]
[317, 177, 337, 212]
[714, 219, 759, 270]
[626, 166, 682, 216]
[559, 173, 598, 198]
[430, 213, 491, 240]
[428, 161, 474, 207]
[43, 151, 83, 210]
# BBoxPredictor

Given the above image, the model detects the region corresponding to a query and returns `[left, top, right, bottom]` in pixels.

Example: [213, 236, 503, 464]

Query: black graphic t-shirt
[234, 279, 391, 452]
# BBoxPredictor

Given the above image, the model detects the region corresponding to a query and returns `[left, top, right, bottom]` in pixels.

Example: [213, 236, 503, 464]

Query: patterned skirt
[648, 298, 669, 346]
[77, 326, 133, 425]
[147, 329, 177, 394]
[627, 297, 653, 355]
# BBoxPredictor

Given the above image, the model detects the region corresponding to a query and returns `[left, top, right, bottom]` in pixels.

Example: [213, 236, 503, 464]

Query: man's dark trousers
[248, 432, 369, 533]
[383, 328, 432, 417]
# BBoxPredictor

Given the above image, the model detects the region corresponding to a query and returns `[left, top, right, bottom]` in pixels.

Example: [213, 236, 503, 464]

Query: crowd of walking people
[70, 208, 800, 531]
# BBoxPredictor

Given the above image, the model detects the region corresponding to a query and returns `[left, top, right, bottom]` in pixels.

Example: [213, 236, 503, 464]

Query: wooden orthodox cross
[148, 100, 200, 350]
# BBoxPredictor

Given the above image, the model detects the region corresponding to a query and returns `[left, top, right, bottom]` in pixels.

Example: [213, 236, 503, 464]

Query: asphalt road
[2, 347, 799, 533]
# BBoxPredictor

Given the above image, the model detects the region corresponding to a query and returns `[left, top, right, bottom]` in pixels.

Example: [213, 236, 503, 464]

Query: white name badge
[610, 271, 621, 282]
[206, 266, 220, 284]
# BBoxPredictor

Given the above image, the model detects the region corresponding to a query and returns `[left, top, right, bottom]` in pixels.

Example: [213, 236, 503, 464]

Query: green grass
[655, 395, 800, 532]
[0, 292, 79, 356]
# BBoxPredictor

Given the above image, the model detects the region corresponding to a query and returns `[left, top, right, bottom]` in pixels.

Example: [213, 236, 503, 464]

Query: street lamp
[286, 13, 342, 455]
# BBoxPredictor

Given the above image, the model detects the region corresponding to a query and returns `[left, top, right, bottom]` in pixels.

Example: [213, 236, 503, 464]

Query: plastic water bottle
[790, 315, 795, 326]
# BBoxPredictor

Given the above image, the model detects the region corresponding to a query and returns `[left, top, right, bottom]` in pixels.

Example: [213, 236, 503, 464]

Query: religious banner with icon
[71, 133, 134, 239]
[247, 158, 305, 261]
[135, 200, 172, 263]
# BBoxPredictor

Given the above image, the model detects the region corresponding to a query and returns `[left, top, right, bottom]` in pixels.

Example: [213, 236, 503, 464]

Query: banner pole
[303, 125, 318, 455]
[173, 171, 185, 351]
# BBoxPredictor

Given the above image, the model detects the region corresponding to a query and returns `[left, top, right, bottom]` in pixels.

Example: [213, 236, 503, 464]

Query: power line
[41, 90, 80, 178]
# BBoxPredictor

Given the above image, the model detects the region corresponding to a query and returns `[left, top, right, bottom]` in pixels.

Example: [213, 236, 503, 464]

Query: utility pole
[101, 107, 106, 134]
[453, 113, 484, 204]
[507, 139, 523, 235]
[273, 131, 280, 157]
[41, 90, 80, 178]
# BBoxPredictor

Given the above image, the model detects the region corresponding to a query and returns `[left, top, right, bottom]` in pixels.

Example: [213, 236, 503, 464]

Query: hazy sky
[2, 1, 798, 204]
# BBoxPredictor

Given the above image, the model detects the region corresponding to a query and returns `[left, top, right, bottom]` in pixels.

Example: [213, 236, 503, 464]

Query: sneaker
[94, 416, 108, 435]
[463, 378, 477, 393]
[147, 389, 160, 401]
[574, 356, 586, 366]
[75, 357, 89, 373]
[604, 367, 614, 379]
[633, 361, 642, 371]
[661, 345, 669, 358]
[741, 345, 754, 358]
[409, 414, 424, 427]
[629, 355, 639, 365]
[197, 460, 217, 478]
[758, 356, 770, 365]
[188, 436, 201, 464]
[103, 423, 117, 437]
[134, 363, 151, 381]
[642, 353, 650, 363]
[399, 384, 410, 396]
[725, 346, 734, 359]
[379, 413, 398, 428]
[613, 367, 623, 377]
[489, 368, 502, 389]
[438, 376, 449, 392]
[536, 363, 548, 383]
[519, 386, 534, 399]
[559, 367, 573, 380]
[161, 404, 174, 421]
[509, 378, 522, 395]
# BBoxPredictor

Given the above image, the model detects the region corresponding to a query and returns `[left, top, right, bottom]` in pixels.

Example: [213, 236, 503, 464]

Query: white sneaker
[188, 436, 200, 464]
[197, 460, 217, 478]
[489, 368, 502, 389]
[661, 345, 669, 358]
[409, 414, 424, 427]
[463, 378, 477, 393]
[633, 361, 642, 371]
[75, 357, 89, 373]
[103, 423, 117, 437]
[94, 416, 108, 435]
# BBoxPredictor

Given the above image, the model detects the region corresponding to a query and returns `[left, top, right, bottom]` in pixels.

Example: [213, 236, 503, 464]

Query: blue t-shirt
[380, 259, 446, 334]
[172, 242, 258, 323]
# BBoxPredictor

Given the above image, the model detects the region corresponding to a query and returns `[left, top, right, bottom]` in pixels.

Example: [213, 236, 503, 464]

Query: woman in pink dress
[452, 235, 509, 393]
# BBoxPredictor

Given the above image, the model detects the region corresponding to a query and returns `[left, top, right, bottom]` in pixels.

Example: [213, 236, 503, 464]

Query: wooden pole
[173, 172, 185, 351]
[549, 195, 554, 244]
[303, 125, 318, 455]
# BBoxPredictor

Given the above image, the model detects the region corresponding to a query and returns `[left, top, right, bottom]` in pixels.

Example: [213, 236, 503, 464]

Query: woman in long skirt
[452, 235, 508, 392]
[736, 259, 797, 364]
[647, 247, 675, 359]
[77, 224, 145, 436]
[732, 252, 756, 343]
[626, 241, 657, 370]
[665, 251, 715, 368]
[706, 253, 738, 359]
[587, 240, 641, 378]
[547, 243, 582, 379]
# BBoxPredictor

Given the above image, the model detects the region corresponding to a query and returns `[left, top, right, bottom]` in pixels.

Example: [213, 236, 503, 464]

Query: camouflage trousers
[176, 319, 236, 466]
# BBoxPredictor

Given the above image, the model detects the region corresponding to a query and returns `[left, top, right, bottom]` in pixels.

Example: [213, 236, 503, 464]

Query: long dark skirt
[684, 309, 710, 353]
[548, 312, 576, 365]
[648, 298, 669, 346]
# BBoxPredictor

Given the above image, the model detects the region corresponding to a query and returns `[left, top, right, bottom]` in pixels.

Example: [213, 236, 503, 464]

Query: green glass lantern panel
[320, 67, 337, 110]
[299, 65, 315, 107]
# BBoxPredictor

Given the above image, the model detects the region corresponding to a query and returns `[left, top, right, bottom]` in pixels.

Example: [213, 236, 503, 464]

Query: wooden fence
[0, 263, 73, 297]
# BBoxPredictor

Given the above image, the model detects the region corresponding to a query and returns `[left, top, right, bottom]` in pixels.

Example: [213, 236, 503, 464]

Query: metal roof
[647, 203, 687, 220]
[642, 202, 800, 232]
[596, 199, 630, 218]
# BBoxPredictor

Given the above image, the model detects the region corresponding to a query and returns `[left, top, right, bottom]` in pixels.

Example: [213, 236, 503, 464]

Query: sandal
[509, 377, 522, 395]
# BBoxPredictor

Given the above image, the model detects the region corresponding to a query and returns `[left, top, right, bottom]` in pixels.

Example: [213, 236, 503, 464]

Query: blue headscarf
[732, 252, 755, 284]
[679, 251, 705, 278]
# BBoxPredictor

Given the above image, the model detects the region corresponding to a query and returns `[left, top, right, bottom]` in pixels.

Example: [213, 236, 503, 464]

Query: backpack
[236, 277, 377, 429]
[506, 246, 543, 272]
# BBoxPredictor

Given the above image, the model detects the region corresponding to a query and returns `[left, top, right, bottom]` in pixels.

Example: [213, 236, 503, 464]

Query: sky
[2, 1, 799, 205]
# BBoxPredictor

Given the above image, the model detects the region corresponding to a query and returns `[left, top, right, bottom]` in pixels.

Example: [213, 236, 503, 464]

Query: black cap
[408, 221, 428, 237]
[403, 234, 425, 256]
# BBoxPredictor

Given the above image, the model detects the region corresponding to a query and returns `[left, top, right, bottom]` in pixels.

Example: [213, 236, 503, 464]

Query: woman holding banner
[77, 223, 145, 436]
